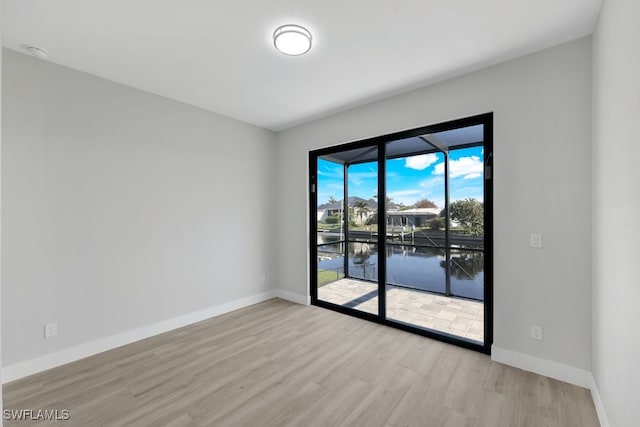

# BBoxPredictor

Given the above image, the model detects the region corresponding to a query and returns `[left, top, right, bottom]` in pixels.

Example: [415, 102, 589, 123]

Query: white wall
[1, 49, 276, 369]
[276, 38, 593, 370]
[592, 0, 640, 425]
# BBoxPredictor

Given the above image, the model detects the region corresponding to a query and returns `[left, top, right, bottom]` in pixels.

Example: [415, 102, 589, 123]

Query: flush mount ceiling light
[273, 24, 312, 56]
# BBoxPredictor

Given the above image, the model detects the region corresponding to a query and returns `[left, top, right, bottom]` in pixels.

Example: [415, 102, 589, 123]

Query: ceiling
[3, 0, 602, 131]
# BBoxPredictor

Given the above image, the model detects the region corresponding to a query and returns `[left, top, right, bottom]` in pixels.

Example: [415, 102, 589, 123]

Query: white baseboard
[491, 345, 593, 388]
[491, 346, 610, 427]
[588, 375, 610, 427]
[274, 289, 310, 305]
[2, 290, 279, 384]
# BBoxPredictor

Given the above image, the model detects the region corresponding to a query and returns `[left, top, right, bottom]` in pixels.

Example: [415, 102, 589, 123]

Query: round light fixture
[273, 24, 312, 56]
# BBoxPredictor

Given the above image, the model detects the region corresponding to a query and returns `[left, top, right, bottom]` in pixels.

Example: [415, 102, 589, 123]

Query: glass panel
[315, 149, 378, 315]
[385, 140, 445, 248]
[316, 156, 345, 300]
[385, 132, 485, 345]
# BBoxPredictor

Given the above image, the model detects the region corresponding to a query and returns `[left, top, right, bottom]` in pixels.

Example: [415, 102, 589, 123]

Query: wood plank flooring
[3, 299, 600, 427]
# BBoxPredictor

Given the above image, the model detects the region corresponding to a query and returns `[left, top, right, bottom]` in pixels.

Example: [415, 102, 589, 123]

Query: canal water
[317, 236, 484, 301]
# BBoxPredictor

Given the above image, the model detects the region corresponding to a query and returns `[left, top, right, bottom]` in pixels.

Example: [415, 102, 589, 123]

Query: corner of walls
[591, 6, 605, 426]
[491, 345, 593, 389]
[492, 346, 609, 426]
[273, 132, 311, 303]
[1, 1, 4, 422]
[274, 289, 310, 306]
[589, 376, 611, 427]
[263, 130, 280, 296]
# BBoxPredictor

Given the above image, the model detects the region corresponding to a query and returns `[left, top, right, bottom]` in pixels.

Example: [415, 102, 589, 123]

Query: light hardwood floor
[3, 299, 599, 427]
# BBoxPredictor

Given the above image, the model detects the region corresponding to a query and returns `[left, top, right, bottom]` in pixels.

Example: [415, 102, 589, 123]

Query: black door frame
[309, 113, 493, 354]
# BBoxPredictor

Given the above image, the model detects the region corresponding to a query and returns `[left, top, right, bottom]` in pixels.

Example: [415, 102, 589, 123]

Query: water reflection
[444, 251, 484, 280]
[351, 242, 372, 264]
[317, 233, 484, 301]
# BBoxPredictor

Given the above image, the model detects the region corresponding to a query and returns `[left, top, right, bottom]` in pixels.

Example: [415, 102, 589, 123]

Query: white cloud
[449, 182, 484, 203]
[387, 189, 422, 198]
[348, 171, 378, 186]
[433, 156, 483, 179]
[325, 182, 344, 190]
[386, 177, 445, 208]
[404, 154, 438, 170]
[317, 164, 343, 178]
[418, 176, 444, 191]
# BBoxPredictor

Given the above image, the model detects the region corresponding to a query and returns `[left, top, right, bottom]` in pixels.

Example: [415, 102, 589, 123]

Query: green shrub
[428, 217, 446, 230]
[325, 215, 341, 224]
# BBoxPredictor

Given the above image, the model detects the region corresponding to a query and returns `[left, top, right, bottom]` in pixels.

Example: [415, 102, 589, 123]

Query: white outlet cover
[530, 233, 542, 248]
[530, 324, 543, 340]
[44, 322, 58, 338]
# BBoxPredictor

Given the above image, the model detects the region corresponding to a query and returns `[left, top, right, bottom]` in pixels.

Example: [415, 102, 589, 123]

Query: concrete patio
[318, 277, 484, 343]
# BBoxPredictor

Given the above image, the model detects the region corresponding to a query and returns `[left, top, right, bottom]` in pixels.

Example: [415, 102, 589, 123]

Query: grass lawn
[317, 269, 344, 286]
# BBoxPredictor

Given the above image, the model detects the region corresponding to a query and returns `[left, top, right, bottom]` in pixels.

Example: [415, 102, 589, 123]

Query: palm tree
[353, 201, 371, 226]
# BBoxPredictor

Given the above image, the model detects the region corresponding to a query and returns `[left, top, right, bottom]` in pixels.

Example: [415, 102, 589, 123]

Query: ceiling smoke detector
[25, 45, 49, 59]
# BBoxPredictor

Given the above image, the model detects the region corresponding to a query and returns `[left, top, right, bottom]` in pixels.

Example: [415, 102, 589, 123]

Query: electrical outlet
[530, 233, 542, 248]
[44, 323, 58, 338]
[530, 324, 543, 341]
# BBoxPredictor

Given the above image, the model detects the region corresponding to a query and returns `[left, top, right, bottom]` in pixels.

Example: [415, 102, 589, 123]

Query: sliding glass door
[310, 114, 492, 353]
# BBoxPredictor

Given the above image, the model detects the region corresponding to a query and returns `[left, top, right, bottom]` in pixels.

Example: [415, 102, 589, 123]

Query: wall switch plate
[530, 324, 543, 341]
[44, 322, 58, 338]
[530, 233, 542, 248]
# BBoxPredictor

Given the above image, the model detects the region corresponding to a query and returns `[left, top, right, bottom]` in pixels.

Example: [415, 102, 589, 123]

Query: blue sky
[317, 146, 483, 208]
